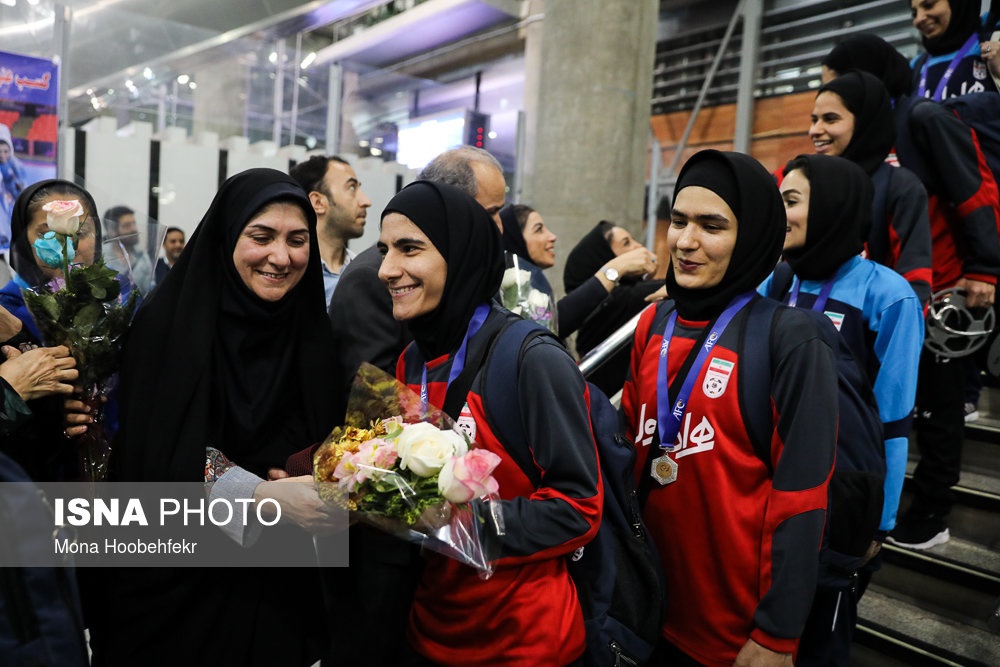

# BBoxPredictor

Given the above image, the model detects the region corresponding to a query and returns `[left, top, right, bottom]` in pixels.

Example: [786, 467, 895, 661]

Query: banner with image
[0, 49, 59, 250]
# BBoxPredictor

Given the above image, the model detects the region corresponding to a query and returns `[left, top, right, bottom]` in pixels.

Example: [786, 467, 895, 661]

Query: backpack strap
[767, 262, 795, 301]
[479, 318, 557, 488]
[739, 297, 781, 470]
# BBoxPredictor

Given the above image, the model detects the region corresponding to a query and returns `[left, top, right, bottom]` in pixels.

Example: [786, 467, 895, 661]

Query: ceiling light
[176, 74, 190, 85]
[488, 131, 497, 139]
[299, 52, 316, 69]
[142, 67, 154, 80]
[268, 52, 277, 64]
[0, 0, 17, 8]
[188, 82, 197, 90]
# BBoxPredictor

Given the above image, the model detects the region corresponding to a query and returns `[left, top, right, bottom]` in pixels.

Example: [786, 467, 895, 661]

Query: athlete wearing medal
[622, 150, 838, 667]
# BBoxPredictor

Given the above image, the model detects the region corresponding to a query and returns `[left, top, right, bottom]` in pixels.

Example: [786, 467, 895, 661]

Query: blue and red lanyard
[656, 292, 753, 452]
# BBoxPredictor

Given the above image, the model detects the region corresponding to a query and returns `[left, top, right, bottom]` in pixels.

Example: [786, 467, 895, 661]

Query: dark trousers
[911, 350, 968, 518]
[787, 554, 880, 667]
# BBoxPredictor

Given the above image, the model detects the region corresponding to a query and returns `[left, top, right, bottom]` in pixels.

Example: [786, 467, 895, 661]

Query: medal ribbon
[418, 303, 491, 416]
[917, 34, 979, 101]
[788, 276, 835, 313]
[656, 292, 754, 452]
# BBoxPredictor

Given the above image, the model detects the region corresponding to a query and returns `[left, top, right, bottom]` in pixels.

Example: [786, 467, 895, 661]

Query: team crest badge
[973, 60, 987, 81]
[703, 357, 734, 398]
[457, 403, 477, 441]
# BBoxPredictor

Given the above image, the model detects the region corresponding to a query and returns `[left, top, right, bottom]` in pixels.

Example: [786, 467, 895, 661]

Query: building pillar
[521, 0, 658, 294]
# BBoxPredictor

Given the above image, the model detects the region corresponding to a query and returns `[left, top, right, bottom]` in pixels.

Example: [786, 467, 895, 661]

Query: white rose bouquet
[500, 259, 557, 334]
[314, 363, 505, 575]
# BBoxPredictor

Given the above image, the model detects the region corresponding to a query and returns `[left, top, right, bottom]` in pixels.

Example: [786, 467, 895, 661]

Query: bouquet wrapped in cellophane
[500, 256, 557, 334]
[19, 200, 140, 482]
[314, 363, 505, 577]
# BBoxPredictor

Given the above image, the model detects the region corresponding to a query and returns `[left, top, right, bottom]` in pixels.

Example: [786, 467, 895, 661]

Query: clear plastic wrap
[500, 255, 557, 334]
[19, 215, 141, 481]
[314, 363, 505, 577]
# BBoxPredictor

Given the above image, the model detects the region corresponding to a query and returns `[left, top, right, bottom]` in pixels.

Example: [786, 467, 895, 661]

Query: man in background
[153, 227, 185, 286]
[104, 206, 152, 293]
[290, 155, 372, 307]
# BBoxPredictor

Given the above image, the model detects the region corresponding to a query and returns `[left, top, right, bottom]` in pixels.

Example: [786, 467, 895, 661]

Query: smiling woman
[88, 168, 345, 666]
[232, 202, 310, 302]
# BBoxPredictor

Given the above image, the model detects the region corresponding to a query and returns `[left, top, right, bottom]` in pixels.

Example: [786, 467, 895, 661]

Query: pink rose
[438, 449, 502, 504]
[41, 200, 85, 236]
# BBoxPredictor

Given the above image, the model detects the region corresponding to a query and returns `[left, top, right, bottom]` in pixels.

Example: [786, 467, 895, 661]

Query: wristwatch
[603, 267, 620, 285]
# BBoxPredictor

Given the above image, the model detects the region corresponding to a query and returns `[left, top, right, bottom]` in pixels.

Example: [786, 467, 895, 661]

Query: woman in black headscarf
[765, 153, 924, 666]
[563, 221, 663, 395]
[0, 181, 98, 482]
[811, 70, 932, 304]
[909, 0, 998, 100]
[499, 204, 657, 342]
[379, 180, 602, 667]
[87, 168, 343, 666]
[621, 150, 838, 665]
[0, 179, 101, 341]
[822, 34, 915, 98]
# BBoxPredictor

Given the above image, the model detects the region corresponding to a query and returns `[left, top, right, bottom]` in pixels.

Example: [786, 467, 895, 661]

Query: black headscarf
[817, 71, 895, 175]
[667, 150, 785, 321]
[9, 179, 101, 286]
[381, 180, 505, 359]
[564, 222, 616, 292]
[822, 34, 914, 99]
[919, 0, 983, 56]
[781, 154, 871, 280]
[499, 205, 530, 260]
[115, 168, 341, 482]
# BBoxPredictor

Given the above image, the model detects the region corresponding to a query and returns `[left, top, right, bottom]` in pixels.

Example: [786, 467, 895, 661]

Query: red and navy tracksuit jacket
[894, 94, 1000, 290]
[621, 298, 837, 666]
[397, 307, 602, 666]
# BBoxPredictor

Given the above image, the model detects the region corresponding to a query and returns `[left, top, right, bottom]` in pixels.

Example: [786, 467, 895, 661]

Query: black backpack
[0, 452, 88, 666]
[759, 275, 887, 582]
[480, 318, 666, 667]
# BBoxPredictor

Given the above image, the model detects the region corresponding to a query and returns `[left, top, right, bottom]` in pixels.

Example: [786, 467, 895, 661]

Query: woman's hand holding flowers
[254, 475, 342, 535]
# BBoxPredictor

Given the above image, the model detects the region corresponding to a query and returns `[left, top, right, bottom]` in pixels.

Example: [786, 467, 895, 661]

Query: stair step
[856, 588, 1000, 666]
[873, 539, 1000, 624]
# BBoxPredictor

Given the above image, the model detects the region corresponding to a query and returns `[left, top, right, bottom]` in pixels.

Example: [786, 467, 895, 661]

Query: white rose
[41, 200, 85, 236]
[526, 289, 551, 312]
[396, 422, 469, 477]
[500, 268, 532, 290]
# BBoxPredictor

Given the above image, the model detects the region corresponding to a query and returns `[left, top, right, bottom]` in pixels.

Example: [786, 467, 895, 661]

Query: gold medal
[650, 454, 678, 486]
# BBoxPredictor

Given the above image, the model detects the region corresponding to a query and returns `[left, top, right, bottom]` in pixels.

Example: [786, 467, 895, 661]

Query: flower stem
[60, 233, 70, 279]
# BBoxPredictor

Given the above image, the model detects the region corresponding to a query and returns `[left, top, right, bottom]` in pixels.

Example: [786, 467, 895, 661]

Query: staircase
[853, 391, 1000, 666]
